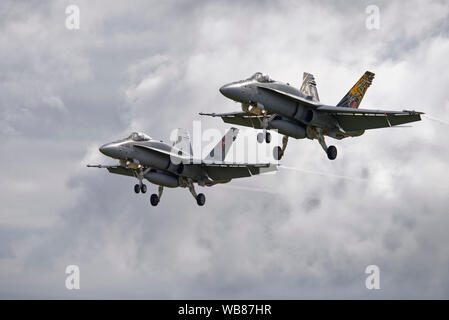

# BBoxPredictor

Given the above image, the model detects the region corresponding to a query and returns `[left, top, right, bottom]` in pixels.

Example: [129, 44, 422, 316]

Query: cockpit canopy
[249, 72, 274, 83]
[128, 132, 151, 141]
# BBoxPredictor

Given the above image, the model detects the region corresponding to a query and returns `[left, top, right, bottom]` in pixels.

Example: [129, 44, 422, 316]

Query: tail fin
[172, 128, 193, 155]
[337, 71, 375, 108]
[300, 72, 320, 102]
[205, 127, 239, 162]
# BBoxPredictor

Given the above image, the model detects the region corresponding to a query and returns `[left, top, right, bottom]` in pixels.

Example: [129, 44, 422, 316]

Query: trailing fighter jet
[87, 128, 276, 206]
[200, 71, 423, 160]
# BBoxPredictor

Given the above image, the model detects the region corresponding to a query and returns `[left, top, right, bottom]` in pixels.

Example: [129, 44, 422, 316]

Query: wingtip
[402, 109, 425, 115]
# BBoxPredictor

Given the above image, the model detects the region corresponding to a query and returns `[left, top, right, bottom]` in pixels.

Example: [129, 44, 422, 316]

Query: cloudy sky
[1, 0, 449, 299]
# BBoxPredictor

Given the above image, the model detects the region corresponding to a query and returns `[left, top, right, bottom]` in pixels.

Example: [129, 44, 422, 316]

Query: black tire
[273, 146, 283, 160]
[140, 184, 147, 193]
[150, 194, 159, 206]
[196, 193, 206, 206]
[134, 184, 141, 193]
[265, 131, 271, 143]
[327, 145, 337, 160]
[257, 132, 264, 143]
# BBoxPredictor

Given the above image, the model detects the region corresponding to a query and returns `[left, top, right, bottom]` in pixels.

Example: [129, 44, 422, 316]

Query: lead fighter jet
[201, 71, 423, 160]
[87, 128, 276, 206]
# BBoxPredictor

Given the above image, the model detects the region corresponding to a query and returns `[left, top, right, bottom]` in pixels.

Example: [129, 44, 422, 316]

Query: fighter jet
[87, 128, 276, 206]
[200, 71, 423, 160]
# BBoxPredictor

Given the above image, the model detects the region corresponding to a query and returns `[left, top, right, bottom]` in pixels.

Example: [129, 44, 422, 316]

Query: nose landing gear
[257, 131, 271, 144]
[134, 183, 147, 193]
[133, 165, 149, 193]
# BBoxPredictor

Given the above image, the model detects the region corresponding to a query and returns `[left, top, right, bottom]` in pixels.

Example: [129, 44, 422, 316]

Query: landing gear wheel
[327, 145, 337, 160]
[273, 146, 283, 160]
[257, 132, 264, 143]
[140, 184, 147, 193]
[265, 131, 271, 143]
[150, 194, 159, 206]
[196, 193, 206, 206]
[134, 184, 141, 193]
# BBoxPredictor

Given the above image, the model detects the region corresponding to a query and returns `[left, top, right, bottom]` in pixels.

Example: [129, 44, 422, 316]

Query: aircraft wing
[317, 106, 423, 131]
[201, 161, 275, 168]
[87, 164, 134, 177]
[199, 111, 265, 129]
[202, 162, 277, 181]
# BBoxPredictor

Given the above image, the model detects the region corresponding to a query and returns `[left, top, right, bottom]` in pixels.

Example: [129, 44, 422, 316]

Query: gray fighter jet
[87, 128, 276, 206]
[201, 71, 423, 160]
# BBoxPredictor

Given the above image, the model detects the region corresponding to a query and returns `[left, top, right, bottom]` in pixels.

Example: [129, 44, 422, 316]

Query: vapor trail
[279, 165, 369, 182]
[220, 184, 281, 195]
[424, 114, 449, 126]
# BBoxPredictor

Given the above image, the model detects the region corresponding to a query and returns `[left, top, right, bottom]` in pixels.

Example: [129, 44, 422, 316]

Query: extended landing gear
[186, 178, 206, 206]
[273, 135, 289, 161]
[257, 131, 271, 144]
[133, 165, 149, 193]
[326, 145, 337, 160]
[150, 194, 159, 206]
[196, 193, 206, 206]
[150, 186, 164, 206]
[317, 129, 337, 160]
[134, 183, 147, 193]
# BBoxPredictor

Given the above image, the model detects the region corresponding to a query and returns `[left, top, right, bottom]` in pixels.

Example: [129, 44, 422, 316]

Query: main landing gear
[186, 178, 206, 206]
[326, 145, 337, 160]
[317, 129, 337, 160]
[273, 135, 289, 161]
[150, 186, 164, 206]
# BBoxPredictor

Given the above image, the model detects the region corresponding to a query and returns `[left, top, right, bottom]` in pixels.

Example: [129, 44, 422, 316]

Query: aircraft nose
[99, 143, 113, 156]
[219, 83, 240, 99]
[219, 84, 229, 96]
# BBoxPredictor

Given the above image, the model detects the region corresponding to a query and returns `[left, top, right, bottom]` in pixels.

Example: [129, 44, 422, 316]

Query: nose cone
[219, 83, 241, 100]
[219, 84, 229, 96]
[99, 143, 114, 157]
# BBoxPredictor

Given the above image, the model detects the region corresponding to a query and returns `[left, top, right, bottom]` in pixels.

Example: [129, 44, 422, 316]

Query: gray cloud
[1, 0, 449, 299]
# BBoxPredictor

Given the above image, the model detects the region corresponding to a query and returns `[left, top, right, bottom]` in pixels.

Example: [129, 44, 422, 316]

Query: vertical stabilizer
[337, 71, 375, 108]
[205, 127, 239, 162]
